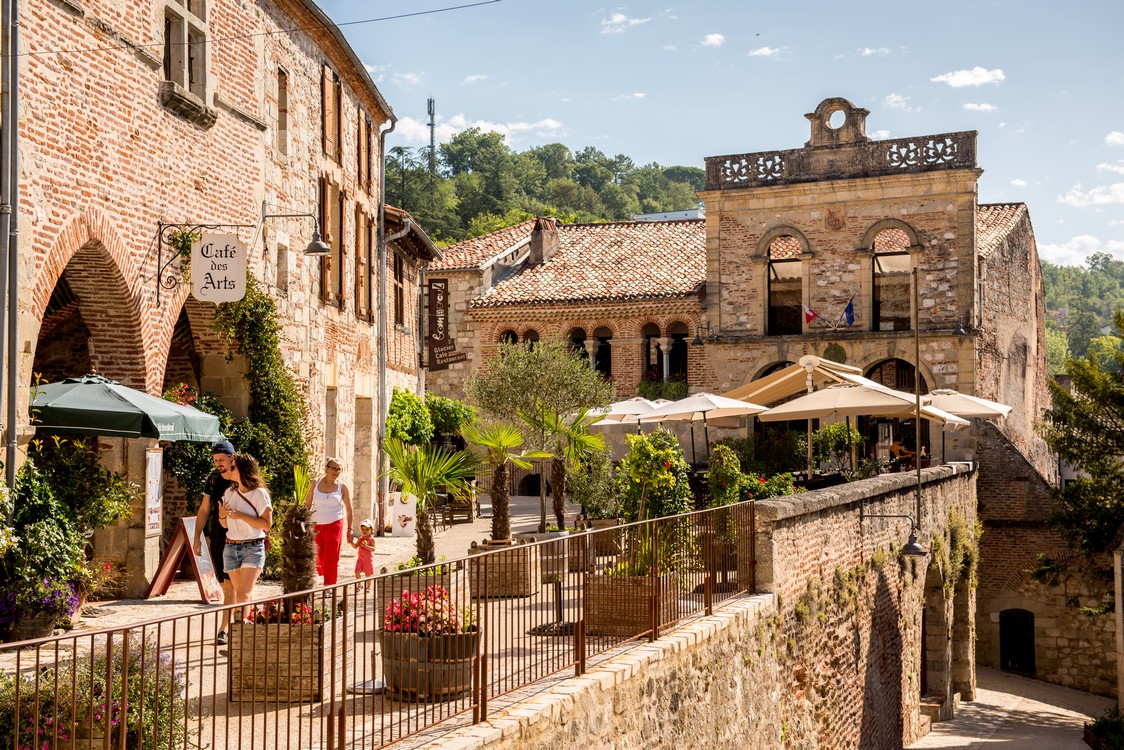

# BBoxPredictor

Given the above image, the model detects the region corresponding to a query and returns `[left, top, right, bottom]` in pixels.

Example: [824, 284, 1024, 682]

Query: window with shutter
[321, 65, 337, 161]
[335, 189, 346, 309]
[354, 207, 369, 319]
[319, 176, 331, 303]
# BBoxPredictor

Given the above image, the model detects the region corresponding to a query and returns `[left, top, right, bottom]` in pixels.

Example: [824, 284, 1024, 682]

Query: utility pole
[426, 97, 437, 176]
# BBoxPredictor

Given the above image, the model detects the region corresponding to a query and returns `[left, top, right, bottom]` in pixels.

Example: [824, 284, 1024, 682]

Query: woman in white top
[219, 453, 272, 618]
[304, 457, 353, 586]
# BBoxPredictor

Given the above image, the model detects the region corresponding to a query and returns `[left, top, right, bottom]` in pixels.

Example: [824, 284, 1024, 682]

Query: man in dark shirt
[192, 440, 236, 644]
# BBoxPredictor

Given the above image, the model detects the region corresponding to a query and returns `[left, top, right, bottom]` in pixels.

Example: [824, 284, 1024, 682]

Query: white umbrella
[592, 397, 660, 423]
[926, 389, 1012, 419]
[757, 383, 968, 427]
[639, 392, 767, 464]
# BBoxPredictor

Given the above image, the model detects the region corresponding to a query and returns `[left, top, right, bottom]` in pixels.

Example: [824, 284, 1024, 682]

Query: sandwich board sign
[145, 518, 223, 604]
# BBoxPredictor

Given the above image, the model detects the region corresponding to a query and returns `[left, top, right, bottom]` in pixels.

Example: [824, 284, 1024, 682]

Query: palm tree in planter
[521, 407, 606, 532]
[461, 423, 550, 543]
[462, 423, 551, 598]
[382, 438, 479, 565]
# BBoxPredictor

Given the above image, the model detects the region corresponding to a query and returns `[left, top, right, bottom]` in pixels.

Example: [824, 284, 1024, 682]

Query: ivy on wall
[213, 276, 311, 500]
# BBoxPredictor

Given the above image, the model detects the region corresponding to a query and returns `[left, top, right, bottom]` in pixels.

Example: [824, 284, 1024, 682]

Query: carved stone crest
[825, 206, 846, 231]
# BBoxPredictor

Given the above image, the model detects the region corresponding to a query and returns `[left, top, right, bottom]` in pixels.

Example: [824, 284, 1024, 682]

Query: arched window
[568, 327, 588, 360]
[499, 330, 517, 345]
[872, 228, 912, 331]
[592, 326, 613, 379]
[768, 235, 802, 336]
[668, 321, 689, 382]
[865, 359, 929, 460]
[523, 329, 539, 349]
[642, 323, 662, 381]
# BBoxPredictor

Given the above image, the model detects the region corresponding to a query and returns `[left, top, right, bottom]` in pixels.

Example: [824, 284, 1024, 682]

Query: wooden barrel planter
[228, 621, 324, 702]
[380, 630, 478, 701]
[467, 540, 541, 598]
[585, 572, 681, 637]
[568, 529, 593, 572]
[6, 616, 55, 643]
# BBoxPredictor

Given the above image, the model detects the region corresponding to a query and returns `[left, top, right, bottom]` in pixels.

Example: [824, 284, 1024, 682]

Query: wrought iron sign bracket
[155, 221, 255, 306]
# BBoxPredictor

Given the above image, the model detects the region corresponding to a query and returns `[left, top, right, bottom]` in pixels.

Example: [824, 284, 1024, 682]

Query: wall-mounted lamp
[859, 503, 928, 558]
[692, 321, 711, 346]
[260, 201, 330, 256]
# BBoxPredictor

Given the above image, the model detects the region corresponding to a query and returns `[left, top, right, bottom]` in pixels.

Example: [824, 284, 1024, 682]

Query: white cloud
[663, 44, 678, 52]
[1107, 131, 1124, 146]
[614, 92, 647, 101]
[1010, 178, 1027, 187]
[860, 47, 891, 57]
[463, 74, 488, 84]
[747, 46, 781, 58]
[702, 33, 725, 47]
[963, 102, 998, 112]
[1038, 235, 1124, 266]
[930, 66, 1006, 87]
[363, 62, 389, 83]
[601, 12, 649, 33]
[883, 93, 914, 112]
[1057, 183, 1124, 207]
[870, 129, 891, 139]
[394, 114, 565, 145]
[1098, 161, 1124, 175]
[393, 72, 424, 86]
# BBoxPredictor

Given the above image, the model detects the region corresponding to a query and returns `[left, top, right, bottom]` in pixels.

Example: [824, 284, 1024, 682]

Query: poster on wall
[145, 449, 163, 537]
[427, 278, 467, 371]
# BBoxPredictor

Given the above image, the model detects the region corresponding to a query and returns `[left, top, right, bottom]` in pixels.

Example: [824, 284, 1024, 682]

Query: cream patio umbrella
[638, 392, 768, 465]
[925, 389, 1012, 419]
[757, 383, 968, 426]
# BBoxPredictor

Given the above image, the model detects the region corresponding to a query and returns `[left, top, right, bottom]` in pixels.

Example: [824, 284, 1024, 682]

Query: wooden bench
[442, 496, 475, 526]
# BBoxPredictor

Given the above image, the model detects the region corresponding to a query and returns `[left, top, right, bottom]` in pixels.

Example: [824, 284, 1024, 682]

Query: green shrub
[426, 394, 476, 437]
[162, 386, 234, 513]
[745, 472, 802, 500]
[706, 443, 746, 507]
[617, 428, 692, 522]
[387, 387, 435, 445]
[1089, 704, 1124, 749]
[567, 448, 622, 520]
[811, 422, 862, 473]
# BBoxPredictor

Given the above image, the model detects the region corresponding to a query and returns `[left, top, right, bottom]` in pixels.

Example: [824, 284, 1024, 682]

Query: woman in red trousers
[304, 457, 354, 586]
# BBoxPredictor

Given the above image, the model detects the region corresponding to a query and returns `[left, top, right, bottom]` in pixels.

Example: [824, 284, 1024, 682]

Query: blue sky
[318, 1, 1124, 266]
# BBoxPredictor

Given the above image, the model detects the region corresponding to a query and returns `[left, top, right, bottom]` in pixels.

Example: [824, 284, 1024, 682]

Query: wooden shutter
[321, 65, 335, 160]
[357, 113, 367, 189]
[354, 207, 367, 319]
[319, 176, 331, 302]
[336, 188, 346, 310]
[364, 115, 373, 193]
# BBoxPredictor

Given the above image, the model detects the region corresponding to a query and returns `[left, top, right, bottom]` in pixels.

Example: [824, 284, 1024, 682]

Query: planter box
[568, 530, 593, 572]
[228, 621, 324, 702]
[514, 530, 570, 583]
[587, 518, 623, 556]
[380, 630, 478, 701]
[467, 541, 540, 598]
[585, 572, 681, 637]
[374, 570, 469, 628]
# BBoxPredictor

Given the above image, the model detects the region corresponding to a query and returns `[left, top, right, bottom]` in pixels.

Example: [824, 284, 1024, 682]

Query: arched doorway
[592, 326, 612, 379]
[667, 321, 689, 382]
[999, 608, 1035, 675]
[921, 561, 951, 714]
[642, 323, 662, 381]
[568, 327, 588, 360]
[864, 358, 930, 461]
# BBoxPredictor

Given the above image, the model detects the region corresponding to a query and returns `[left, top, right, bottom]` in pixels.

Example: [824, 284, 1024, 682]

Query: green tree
[1039, 310, 1124, 607]
[521, 407, 605, 530]
[527, 143, 574, 181]
[1067, 302, 1102, 359]
[1044, 324, 1071, 377]
[382, 439, 479, 563]
[461, 423, 549, 542]
[466, 338, 614, 530]
[386, 386, 435, 446]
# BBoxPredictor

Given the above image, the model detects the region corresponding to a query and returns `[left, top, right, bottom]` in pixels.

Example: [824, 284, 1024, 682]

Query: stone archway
[921, 561, 953, 719]
[33, 238, 148, 389]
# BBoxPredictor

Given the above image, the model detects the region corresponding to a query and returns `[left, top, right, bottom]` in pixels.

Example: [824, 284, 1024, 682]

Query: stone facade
[17, 0, 429, 593]
[427, 468, 978, 749]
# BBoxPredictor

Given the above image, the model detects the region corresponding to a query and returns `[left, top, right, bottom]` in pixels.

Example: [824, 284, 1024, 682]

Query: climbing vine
[213, 276, 311, 499]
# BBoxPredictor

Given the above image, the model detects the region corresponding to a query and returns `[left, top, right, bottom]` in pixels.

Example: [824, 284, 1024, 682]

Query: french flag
[802, 305, 818, 324]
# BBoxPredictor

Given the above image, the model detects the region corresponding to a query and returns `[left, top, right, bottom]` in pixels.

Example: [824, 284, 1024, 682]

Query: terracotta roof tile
[977, 203, 1027, 258]
[471, 219, 705, 308]
[428, 219, 537, 271]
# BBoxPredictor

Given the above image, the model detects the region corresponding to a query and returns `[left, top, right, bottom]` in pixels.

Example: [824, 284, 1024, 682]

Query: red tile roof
[428, 219, 537, 271]
[472, 219, 706, 308]
[977, 203, 1027, 258]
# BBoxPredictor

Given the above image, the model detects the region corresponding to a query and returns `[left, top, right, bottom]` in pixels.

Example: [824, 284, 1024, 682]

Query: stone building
[16, 0, 431, 593]
[427, 97, 1112, 697]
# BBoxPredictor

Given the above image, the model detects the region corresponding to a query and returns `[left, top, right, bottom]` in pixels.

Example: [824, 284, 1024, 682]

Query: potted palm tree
[462, 423, 550, 597]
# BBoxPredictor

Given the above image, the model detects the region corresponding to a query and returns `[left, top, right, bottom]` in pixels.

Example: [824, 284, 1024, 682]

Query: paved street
[908, 668, 1113, 749]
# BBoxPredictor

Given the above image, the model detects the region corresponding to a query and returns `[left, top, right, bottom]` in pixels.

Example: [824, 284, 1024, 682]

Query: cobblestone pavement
[75, 494, 561, 633]
[907, 667, 1113, 749]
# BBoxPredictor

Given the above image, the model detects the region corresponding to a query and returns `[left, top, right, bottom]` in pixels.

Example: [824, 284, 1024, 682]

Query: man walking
[192, 440, 236, 644]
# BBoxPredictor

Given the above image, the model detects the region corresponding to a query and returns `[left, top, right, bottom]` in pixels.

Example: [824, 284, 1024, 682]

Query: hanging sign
[427, 278, 467, 371]
[191, 233, 247, 303]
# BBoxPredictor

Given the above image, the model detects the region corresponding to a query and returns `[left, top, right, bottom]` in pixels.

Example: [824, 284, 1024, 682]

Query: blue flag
[844, 298, 855, 326]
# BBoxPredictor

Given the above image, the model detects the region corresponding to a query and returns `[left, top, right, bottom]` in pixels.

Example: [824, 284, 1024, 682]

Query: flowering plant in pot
[381, 585, 478, 701]
[0, 577, 78, 641]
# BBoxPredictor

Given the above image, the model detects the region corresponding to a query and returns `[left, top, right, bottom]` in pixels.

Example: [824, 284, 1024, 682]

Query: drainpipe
[0, 0, 13, 497]
[4, 0, 19, 487]
[376, 117, 396, 534]
[416, 260, 430, 394]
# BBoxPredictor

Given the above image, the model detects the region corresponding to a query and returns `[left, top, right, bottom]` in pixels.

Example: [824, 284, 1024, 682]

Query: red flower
[664, 460, 671, 469]
[758, 477, 767, 484]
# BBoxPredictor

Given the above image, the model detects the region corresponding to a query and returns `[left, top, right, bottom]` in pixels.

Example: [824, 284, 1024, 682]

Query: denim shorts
[223, 539, 265, 572]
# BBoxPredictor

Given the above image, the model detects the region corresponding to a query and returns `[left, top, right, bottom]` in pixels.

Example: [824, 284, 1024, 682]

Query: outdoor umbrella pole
[703, 412, 710, 463]
[690, 422, 697, 465]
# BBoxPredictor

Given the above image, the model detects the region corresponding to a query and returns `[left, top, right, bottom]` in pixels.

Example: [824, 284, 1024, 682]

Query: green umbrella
[31, 375, 225, 443]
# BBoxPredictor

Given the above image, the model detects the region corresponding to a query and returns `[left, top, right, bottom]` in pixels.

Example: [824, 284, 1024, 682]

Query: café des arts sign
[191, 233, 247, 303]
[427, 279, 467, 371]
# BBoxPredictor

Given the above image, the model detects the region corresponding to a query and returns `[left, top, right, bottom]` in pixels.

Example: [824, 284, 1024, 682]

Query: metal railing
[0, 501, 755, 749]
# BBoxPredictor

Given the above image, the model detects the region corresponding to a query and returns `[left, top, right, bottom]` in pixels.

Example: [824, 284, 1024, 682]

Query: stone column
[659, 337, 673, 382]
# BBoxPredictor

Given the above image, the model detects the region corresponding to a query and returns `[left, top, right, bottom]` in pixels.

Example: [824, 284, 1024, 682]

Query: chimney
[527, 217, 559, 265]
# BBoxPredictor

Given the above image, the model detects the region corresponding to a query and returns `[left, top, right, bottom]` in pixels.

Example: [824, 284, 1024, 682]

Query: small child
[352, 519, 376, 591]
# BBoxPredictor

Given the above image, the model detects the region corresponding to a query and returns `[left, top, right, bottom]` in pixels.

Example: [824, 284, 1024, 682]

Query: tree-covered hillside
[1041, 251, 1124, 373]
[386, 128, 704, 245]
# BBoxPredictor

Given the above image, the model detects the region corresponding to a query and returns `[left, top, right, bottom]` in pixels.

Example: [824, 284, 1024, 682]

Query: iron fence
[0, 501, 755, 749]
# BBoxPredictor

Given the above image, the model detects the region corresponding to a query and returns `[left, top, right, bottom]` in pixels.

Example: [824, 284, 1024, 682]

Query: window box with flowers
[380, 585, 478, 701]
[228, 600, 331, 702]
